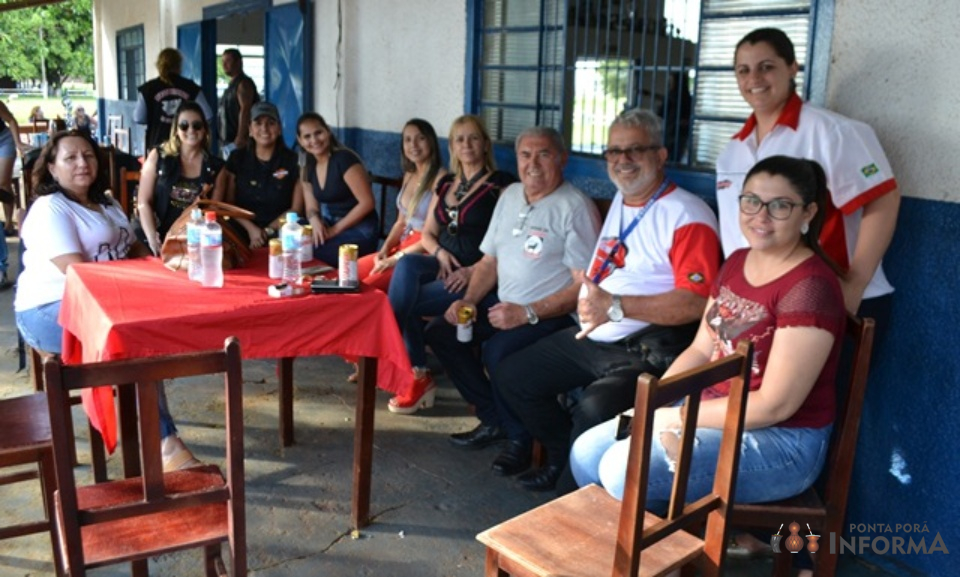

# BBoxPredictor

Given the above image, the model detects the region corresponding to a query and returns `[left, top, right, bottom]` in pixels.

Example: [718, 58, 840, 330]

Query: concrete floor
[0, 234, 903, 576]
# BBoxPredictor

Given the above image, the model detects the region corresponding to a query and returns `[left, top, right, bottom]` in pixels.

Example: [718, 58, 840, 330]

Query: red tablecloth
[59, 250, 412, 452]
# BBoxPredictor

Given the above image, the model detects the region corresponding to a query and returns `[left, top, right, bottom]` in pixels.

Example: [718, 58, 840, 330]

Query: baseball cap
[251, 102, 280, 123]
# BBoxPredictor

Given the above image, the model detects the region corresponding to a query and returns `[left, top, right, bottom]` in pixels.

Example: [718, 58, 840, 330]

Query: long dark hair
[296, 112, 342, 151]
[32, 129, 111, 206]
[400, 118, 442, 216]
[744, 155, 840, 274]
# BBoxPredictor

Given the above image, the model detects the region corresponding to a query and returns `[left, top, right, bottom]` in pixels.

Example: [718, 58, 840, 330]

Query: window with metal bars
[474, 0, 815, 169]
[116, 25, 145, 102]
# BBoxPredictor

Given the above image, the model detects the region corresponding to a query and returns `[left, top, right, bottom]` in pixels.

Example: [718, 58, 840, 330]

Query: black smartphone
[615, 413, 633, 441]
[310, 278, 360, 294]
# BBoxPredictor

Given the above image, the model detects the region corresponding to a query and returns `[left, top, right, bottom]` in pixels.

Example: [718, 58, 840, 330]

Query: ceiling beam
[0, 0, 68, 13]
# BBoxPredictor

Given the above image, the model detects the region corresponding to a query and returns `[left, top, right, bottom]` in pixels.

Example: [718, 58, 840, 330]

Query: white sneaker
[161, 436, 202, 472]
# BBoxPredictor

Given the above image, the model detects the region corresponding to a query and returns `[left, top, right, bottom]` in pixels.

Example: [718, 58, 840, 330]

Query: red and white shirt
[582, 183, 721, 342]
[716, 93, 897, 299]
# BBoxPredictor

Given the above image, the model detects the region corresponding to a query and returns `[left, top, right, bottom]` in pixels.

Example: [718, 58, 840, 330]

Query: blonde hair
[156, 48, 183, 85]
[447, 115, 496, 179]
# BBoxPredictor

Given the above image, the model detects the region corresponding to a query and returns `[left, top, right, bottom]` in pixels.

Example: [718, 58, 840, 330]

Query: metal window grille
[476, 0, 813, 168]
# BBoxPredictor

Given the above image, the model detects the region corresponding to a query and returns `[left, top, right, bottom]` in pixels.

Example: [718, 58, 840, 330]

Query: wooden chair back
[118, 168, 141, 217]
[477, 340, 754, 577]
[0, 393, 61, 575]
[112, 127, 131, 154]
[729, 314, 875, 577]
[370, 173, 403, 239]
[43, 337, 247, 577]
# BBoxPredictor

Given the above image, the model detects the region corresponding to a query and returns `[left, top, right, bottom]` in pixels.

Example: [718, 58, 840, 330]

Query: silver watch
[607, 294, 624, 322]
[524, 304, 540, 325]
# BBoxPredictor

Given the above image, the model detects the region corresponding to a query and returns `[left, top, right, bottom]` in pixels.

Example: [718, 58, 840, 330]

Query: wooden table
[59, 250, 412, 528]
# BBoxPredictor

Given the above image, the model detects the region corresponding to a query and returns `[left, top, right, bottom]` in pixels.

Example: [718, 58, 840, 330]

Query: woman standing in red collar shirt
[715, 28, 899, 325]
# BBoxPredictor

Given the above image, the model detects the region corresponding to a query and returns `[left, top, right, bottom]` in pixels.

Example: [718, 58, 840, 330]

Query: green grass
[1, 95, 97, 125]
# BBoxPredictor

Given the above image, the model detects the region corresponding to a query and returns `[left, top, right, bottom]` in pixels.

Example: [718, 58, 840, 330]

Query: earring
[801, 222, 810, 235]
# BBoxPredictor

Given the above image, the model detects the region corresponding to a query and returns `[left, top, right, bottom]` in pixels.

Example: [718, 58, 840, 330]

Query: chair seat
[731, 487, 827, 527]
[56, 465, 229, 569]
[0, 393, 52, 458]
[477, 484, 704, 577]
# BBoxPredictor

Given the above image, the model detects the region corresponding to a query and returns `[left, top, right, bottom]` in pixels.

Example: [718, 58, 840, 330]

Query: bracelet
[433, 246, 444, 257]
[307, 209, 320, 219]
[395, 250, 405, 259]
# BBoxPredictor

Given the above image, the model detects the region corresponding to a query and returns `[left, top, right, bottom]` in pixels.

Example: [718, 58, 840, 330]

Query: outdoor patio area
[0, 235, 903, 576]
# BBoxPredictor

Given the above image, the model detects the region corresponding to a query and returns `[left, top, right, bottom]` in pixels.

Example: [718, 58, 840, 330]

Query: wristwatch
[264, 226, 276, 237]
[524, 304, 540, 325]
[607, 294, 624, 322]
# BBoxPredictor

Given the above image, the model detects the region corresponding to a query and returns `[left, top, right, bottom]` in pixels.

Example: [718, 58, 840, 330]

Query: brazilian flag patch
[688, 272, 705, 284]
[861, 163, 879, 178]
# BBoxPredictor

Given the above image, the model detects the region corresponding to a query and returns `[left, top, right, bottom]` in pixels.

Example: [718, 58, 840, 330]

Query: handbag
[160, 199, 255, 272]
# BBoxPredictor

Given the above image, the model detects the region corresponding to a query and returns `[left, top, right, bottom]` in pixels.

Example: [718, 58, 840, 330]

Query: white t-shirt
[480, 180, 601, 306]
[581, 184, 721, 342]
[15, 193, 137, 312]
[716, 94, 897, 299]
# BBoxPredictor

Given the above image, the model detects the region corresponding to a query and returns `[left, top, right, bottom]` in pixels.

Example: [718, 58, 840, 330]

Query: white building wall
[312, 0, 467, 134]
[829, 0, 958, 203]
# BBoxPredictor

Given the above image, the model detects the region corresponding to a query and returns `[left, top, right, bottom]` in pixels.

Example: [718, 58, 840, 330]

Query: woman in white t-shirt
[14, 130, 201, 472]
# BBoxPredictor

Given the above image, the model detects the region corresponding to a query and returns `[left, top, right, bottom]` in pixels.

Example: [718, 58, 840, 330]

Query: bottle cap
[286, 211, 298, 223]
[205, 211, 217, 222]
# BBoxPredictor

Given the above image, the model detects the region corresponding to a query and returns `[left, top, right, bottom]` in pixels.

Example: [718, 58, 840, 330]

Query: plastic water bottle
[281, 211, 302, 284]
[186, 208, 203, 282]
[199, 211, 224, 288]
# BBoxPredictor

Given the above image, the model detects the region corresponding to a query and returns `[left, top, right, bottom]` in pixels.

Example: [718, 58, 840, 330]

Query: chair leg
[204, 544, 222, 576]
[131, 558, 148, 577]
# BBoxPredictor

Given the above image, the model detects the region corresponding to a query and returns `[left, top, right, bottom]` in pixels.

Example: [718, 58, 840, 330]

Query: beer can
[338, 244, 359, 287]
[456, 305, 475, 343]
[300, 225, 313, 263]
[268, 239, 283, 279]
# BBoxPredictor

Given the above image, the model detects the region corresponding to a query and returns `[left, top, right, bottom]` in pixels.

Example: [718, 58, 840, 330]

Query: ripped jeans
[569, 415, 831, 513]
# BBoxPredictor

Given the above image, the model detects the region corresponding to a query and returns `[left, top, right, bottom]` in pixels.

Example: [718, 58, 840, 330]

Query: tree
[0, 0, 93, 92]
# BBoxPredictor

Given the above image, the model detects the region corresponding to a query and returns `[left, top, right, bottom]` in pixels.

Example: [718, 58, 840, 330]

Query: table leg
[353, 356, 377, 529]
[117, 384, 141, 478]
[278, 357, 295, 447]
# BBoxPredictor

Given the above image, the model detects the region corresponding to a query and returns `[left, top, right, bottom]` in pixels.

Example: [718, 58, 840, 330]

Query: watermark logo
[769, 521, 949, 556]
[770, 521, 819, 554]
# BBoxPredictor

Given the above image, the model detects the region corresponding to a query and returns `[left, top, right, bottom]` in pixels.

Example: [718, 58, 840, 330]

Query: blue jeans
[312, 216, 378, 267]
[570, 416, 831, 512]
[16, 302, 179, 438]
[387, 254, 465, 368]
[0, 226, 7, 274]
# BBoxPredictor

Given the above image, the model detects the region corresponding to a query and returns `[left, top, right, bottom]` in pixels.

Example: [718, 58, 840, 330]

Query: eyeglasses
[446, 207, 460, 235]
[178, 120, 205, 132]
[512, 206, 534, 237]
[601, 144, 661, 162]
[738, 195, 804, 220]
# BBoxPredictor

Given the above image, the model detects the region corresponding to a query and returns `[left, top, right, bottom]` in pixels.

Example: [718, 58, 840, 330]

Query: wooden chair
[43, 337, 247, 577]
[370, 173, 403, 239]
[118, 168, 141, 217]
[112, 127, 131, 154]
[729, 314, 875, 577]
[0, 393, 61, 575]
[478, 340, 754, 577]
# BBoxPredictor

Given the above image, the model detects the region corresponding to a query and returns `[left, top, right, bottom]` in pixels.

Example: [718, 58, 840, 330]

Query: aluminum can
[268, 239, 283, 279]
[338, 244, 359, 287]
[300, 225, 313, 262]
[456, 305, 475, 343]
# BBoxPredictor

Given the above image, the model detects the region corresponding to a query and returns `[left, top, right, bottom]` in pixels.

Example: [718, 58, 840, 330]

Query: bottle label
[282, 230, 300, 251]
[201, 231, 222, 248]
[187, 223, 200, 245]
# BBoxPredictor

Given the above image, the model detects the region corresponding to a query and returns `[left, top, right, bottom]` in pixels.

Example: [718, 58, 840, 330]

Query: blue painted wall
[348, 125, 955, 575]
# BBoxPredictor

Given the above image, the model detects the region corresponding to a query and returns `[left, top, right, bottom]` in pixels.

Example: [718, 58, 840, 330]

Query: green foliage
[0, 0, 94, 90]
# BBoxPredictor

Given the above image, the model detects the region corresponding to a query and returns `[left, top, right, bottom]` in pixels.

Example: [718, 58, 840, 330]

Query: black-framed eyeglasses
[178, 120, 205, 132]
[512, 206, 534, 237]
[738, 195, 804, 220]
[601, 144, 661, 162]
[446, 207, 460, 235]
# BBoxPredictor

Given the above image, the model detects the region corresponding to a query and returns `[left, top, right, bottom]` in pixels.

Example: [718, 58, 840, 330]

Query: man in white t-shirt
[496, 109, 722, 492]
[425, 126, 601, 478]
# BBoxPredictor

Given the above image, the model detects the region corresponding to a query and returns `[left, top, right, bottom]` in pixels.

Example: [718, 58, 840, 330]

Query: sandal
[161, 436, 203, 472]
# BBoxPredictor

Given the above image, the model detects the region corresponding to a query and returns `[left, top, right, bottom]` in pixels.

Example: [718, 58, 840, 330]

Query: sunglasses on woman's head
[178, 120, 205, 132]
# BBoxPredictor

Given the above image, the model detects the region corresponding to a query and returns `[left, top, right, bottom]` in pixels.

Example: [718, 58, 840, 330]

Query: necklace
[455, 169, 488, 202]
